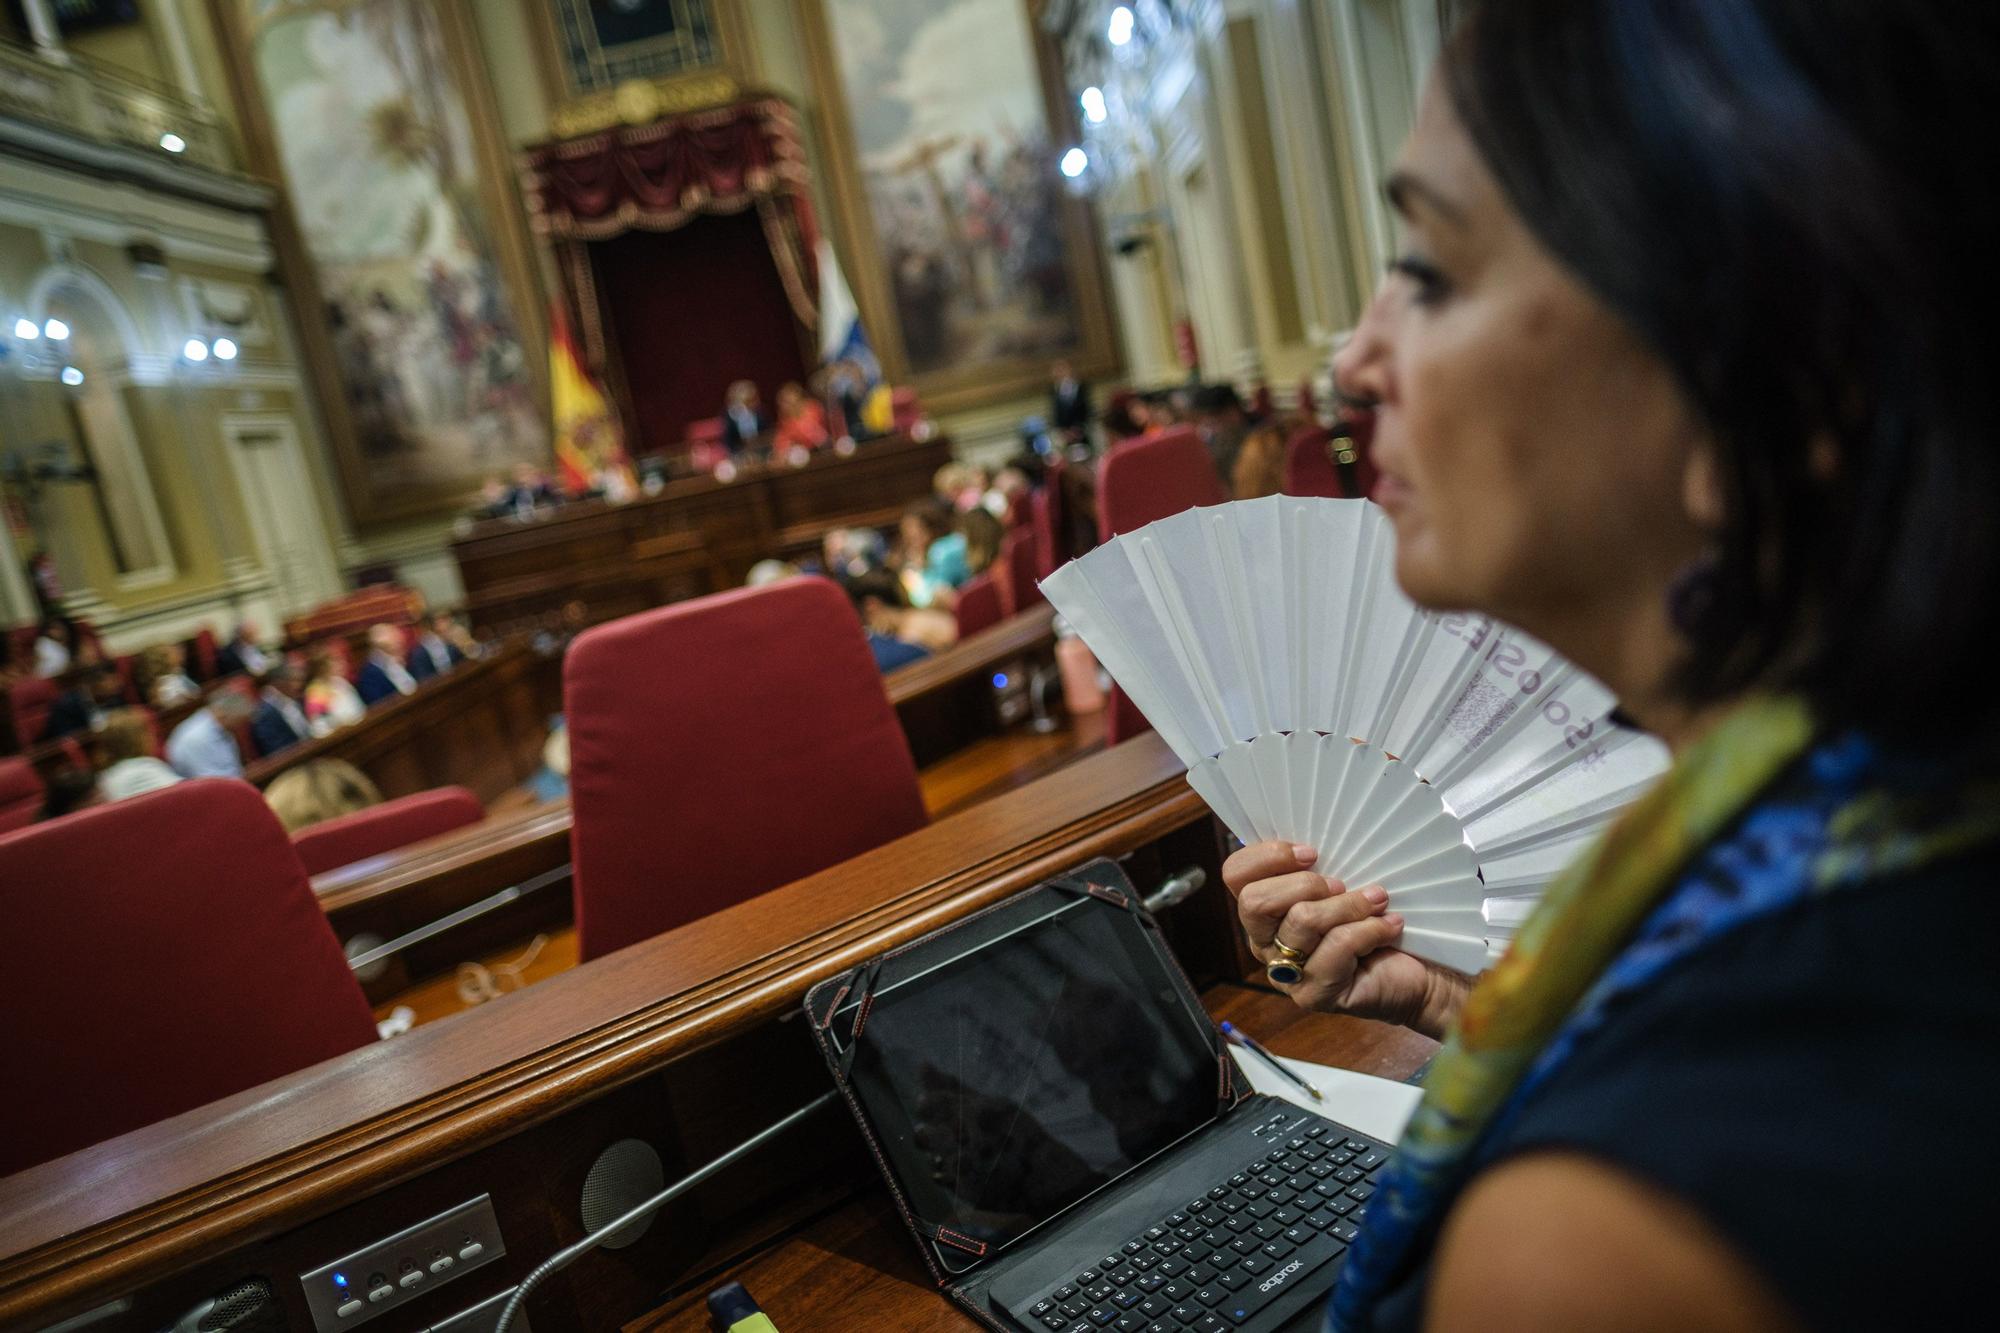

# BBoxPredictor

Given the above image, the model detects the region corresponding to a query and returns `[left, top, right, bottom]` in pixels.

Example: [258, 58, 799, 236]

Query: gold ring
[1266, 937, 1309, 986]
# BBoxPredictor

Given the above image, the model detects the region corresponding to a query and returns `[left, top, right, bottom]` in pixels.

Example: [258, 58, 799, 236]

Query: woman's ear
[1682, 442, 1726, 532]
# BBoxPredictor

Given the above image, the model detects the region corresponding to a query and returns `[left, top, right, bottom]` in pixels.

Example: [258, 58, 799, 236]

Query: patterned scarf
[1330, 694, 2000, 1329]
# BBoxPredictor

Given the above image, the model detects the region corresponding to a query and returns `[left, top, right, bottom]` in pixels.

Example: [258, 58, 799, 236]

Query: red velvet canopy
[521, 98, 821, 374]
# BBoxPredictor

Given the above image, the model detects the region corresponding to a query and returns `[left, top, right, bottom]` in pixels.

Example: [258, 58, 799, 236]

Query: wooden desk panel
[241, 641, 565, 805]
[452, 434, 954, 634]
[0, 735, 1202, 1327]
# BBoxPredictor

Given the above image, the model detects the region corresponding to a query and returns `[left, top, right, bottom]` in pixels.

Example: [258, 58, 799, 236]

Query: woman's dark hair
[1445, 0, 1998, 748]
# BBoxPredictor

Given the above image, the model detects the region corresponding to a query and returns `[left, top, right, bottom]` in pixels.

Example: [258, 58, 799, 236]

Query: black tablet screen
[848, 900, 1218, 1251]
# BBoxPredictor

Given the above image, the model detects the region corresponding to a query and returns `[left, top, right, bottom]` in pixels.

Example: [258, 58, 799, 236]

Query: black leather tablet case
[802, 858, 1245, 1331]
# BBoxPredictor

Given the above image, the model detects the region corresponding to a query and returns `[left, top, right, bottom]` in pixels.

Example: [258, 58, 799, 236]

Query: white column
[149, 0, 211, 108]
[19, 0, 69, 63]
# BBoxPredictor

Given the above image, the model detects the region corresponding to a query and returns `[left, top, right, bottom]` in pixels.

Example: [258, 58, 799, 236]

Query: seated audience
[932, 461, 989, 513]
[1101, 391, 1153, 443]
[407, 612, 467, 682]
[39, 764, 96, 822]
[745, 559, 801, 588]
[302, 649, 365, 735]
[956, 507, 1005, 579]
[844, 572, 954, 672]
[1190, 383, 1251, 479]
[897, 500, 970, 609]
[139, 643, 199, 708]
[250, 663, 313, 758]
[721, 380, 770, 454]
[43, 665, 124, 742]
[528, 719, 569, 804]
[95, 708, 180, 802]
[214, 622, 270, 678]
[825, 359, 873, 439]
[263, 758, 381, 835]
[31, 616, 73, 678]
[356, 624, 418, 706]
[165, 690, 255, 779]
[1232, 417, 1294, 500]
[772, 382, 830, 452]
[821, 527, 887, 580]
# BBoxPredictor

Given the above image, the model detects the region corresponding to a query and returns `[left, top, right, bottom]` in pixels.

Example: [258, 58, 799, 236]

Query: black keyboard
[1013, 1123, 1391, 1332]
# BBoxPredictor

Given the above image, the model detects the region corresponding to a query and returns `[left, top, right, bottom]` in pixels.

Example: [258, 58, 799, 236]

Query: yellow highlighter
[706, 1281, 779, 1333]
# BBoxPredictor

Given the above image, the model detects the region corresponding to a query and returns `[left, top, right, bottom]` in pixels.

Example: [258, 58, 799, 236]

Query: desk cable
[493, 1090, 840, 1333]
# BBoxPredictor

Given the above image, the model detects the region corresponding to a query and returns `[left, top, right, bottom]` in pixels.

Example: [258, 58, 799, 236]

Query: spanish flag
[549, 302, 629, 498]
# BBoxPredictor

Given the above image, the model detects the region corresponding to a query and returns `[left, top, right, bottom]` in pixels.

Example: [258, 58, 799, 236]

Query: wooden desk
[243, 640, 565, 804]
[451, 433, 955, 634]
[629, 985, 1437, 1332]
[309, 608, 1068, 996]
[0, 734, 1219, 1331]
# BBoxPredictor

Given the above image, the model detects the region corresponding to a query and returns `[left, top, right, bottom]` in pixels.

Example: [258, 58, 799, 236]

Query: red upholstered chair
[1096, 427, 1229, 745]
[8, 676, 58, 748]
[891, 386, 923, 433]
[1096, 426, 1228, 544]
[567, 577, 928, 960]
[189, 626, 219, 681]
[292, 786, 486, 877]
[998, 530, 1043, 616]
[0, 757, 42, 833]
[1296, 378, 1318, 421]
[1283, 425, 1379, 501]
[0, 780, 377, 1175]
[953, 571, 1005, 638]
[114, 653, 141, 705]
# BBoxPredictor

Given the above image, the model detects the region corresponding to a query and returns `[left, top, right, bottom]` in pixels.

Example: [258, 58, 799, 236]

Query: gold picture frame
[528, 0, 752, 138]
[793, 0, 1120, 413]
[205, 0, 551, 528]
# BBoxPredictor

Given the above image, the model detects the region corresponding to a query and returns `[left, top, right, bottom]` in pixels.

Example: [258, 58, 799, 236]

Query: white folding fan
[1041, 495, 1670, 974]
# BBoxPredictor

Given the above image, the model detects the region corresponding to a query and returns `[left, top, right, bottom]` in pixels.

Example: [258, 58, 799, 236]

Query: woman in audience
[94, 708, 180, 803]
[896, 500, 970, 609]
[772, 382, 830, 452]
[1227, 4, 1998, 1329]
[844, 571, 956, 670]
[139, 643, 199, 708]
[264, 758, 381, 835]
[301, 649, 365, 735]
[1230, 414, 1296, 499]
[954, 506, 1005, 580]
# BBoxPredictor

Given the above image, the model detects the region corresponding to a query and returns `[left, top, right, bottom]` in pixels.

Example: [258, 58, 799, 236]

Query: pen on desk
[1220, 1021, 1323, 1102]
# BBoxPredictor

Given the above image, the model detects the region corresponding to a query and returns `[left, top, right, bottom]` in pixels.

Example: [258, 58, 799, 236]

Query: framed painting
[530, 0, 751, 137]
[211, 0, 549, 527]
[794, 0, 1119, 412]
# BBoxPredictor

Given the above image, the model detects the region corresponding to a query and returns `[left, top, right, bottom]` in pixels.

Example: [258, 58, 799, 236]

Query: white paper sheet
[1231, 1050, 1425, 1146]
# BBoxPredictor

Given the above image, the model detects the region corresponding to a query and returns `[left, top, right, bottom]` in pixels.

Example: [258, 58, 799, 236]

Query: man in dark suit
[407, 613, 467, 683]
[249, 663, 312, 758]
[721, 380, 770, 454]
[1050, 360, 1093, 444]
[214, 623, 270, 678]
[42, 666, 124, 742]
[356, 624, 418, 706]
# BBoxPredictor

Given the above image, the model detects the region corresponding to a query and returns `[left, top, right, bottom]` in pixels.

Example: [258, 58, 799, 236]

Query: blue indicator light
[993, 673, 1009, 688]
[334, 1274, 348, 1288]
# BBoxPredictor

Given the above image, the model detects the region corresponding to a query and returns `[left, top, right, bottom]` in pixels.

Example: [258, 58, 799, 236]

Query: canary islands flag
[817, 237, 880, 382]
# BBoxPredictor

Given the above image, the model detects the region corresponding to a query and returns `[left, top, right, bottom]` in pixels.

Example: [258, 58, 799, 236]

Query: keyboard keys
[1332, 1219, 1360, 1243]
[1166, 1212, 1189, 1227]
[1077, 1270, 1099, 1285]
[1347, 1181, 1375, 1201]
[1194, 1317, 1228, 1333]
[1136, 1275, 1165, 1294]
[1040, 1316, 1068, 1330]
[1284, 1226, 1313, 1246]
[1356, 1150, 1388, 1172]
[1112, 1291, 1140, 1310]
[1239, 1255, 1271, 1275]
[1261, 1240, 1294, 1261]
[1138, 1296, 1169, 1318]
[1062, 1297, 1090, 1317]
[1057, 1285, 1078, 1301]
[1186, 1265, 1218, 1288]
[1251, 1221, 1282, 1240]
[1086, 1308, 1116, 1327]
[1170, 1304, 1201, 1325]
[1086, 1284, 1113, 1302]
[1113, 1316, 1145, 1333]
[1194, 1287, 1226, 1308]
[1159, 1280, 1192, 1303]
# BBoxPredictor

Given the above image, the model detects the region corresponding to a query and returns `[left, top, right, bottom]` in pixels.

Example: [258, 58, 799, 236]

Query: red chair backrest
[114, 654, 141, 705]
[0, 756, 42, 833]
[566, 577, 928, 961]
[688, 417, 726, 447]
[1296, 378, 1317, 420]
[0, 780, 377, 1175]
[1282, 425, 1378, 500]
[1096, 426, 1228, 544]
[954, 571, 1005, 638]
[998, 530, 1043, 617]
[8, 676, 58, 748]
[891, 386, 922, 432]
[1096, 427, 1229, 746]
[1031, 480, 1062, 581]
[293, 786, 486, 877]
[189, 626, 219, 680]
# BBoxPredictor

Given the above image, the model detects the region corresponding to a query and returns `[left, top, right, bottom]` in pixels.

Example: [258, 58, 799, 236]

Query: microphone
[162, 1278, 284, 1333]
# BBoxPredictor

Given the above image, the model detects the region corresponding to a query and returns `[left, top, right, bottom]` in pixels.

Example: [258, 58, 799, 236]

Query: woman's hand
[1222, 841, 1471, 1041]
